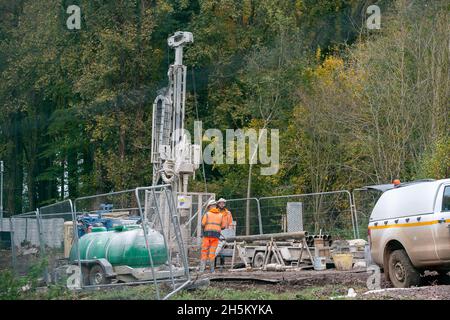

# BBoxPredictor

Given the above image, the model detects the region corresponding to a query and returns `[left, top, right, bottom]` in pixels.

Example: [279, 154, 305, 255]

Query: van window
[442, 186, 450, 212]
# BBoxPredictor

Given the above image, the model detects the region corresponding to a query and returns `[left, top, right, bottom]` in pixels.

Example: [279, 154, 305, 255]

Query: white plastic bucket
[313, 256, 326, 271]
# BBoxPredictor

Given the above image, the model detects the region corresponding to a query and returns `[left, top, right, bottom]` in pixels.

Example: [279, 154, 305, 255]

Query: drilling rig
[150, 31, 204, 253]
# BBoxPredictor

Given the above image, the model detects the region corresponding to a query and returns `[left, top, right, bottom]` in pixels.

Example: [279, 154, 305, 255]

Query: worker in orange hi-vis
[215, 198, 234, 257]
[200, 200, 226, 273]
[217, 198, 233, 229]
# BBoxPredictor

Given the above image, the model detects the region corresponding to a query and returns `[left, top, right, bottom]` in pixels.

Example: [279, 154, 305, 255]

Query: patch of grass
[0, 269, 23, 300]
[30, 284, 78, 300]
[79, 285, 157, 300]
[68, 283, 368, 300]
[174, 287, 286, 300]
[20, 283, 371, 300]
[0, 258, 90, 300]
[2, 268, 368, 300]
[0, 259, 49, 300]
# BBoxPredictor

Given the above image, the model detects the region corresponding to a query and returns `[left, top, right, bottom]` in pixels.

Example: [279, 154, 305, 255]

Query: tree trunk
[6, 113, 24, 216]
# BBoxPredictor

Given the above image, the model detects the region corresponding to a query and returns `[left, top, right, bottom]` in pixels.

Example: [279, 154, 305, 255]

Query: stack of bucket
[313, 238, 327, 271]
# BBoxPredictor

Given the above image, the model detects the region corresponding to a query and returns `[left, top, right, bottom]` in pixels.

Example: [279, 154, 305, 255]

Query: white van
[368, 179, 450, 287]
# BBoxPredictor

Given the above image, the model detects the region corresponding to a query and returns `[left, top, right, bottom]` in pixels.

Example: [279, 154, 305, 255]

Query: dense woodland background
[0, 0, 448, 215]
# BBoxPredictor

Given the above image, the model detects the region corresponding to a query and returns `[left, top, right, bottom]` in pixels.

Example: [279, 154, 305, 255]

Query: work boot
[199, 260, 206, 273]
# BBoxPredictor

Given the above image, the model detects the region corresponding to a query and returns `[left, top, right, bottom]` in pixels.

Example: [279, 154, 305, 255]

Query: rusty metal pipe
[225, 231, 307, 242]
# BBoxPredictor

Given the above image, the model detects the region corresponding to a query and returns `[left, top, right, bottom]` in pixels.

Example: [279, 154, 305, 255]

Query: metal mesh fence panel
[38, 200, 75, 285]
[137, 186, 191, 300]
[259, 191, 356, 239]
[9, 212, 44, 279]
[73, 188, 144, 292]
[186, 193, 215, 247]
[225, 198, 261, 236]
[68, 185, 190, 300]
[74, 189, 140, 218]
[352, 188, 383, 239]
[0, 218, 13, 271]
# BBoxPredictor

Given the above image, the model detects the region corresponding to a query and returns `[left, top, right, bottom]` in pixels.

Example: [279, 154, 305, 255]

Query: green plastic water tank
[69, 225, 168, 268]
[91, 226, 107, 232]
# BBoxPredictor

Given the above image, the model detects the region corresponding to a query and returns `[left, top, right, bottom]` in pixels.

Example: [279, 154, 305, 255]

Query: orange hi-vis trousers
[201, 236, 219, 261]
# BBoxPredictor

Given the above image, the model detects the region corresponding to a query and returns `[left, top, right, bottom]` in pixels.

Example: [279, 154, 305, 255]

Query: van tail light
[367, 228, 372, 247]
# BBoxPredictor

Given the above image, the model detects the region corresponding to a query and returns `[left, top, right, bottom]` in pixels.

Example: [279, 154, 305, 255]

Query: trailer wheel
[388, 249, 420, 288]
[253, 252, 265, 268]
[89, 264, 111, 285]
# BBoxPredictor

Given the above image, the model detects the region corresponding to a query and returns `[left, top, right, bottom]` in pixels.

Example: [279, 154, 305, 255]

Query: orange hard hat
[392, 179, 401, 186]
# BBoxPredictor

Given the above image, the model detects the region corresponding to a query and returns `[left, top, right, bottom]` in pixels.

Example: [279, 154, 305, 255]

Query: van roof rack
[362, 184, 395, 192]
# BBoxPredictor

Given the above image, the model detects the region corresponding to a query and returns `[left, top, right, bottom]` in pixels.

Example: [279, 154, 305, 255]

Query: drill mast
[151, 31, 200, 194]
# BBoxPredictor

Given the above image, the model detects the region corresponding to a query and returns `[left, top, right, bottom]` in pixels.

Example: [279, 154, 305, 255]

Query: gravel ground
[362, 285, 450, 300]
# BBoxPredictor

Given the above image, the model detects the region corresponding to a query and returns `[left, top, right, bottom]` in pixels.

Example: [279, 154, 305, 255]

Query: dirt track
[193, 268, 450, 300]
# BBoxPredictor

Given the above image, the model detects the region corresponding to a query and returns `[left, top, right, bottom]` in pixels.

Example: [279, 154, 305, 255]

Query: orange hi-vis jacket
[201, 208, 226, 238]
[218, 207, 233, 229]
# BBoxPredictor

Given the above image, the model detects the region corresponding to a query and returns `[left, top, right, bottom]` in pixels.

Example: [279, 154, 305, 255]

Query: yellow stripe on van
[369, 219, 450, 230]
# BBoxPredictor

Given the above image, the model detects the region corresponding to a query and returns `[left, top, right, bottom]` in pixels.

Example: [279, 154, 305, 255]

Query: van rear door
[433, 184, 450, 260]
